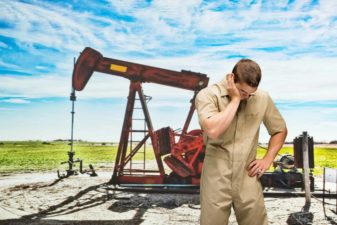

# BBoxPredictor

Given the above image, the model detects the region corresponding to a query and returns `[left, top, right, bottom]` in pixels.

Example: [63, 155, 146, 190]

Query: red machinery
[72, 47, 209, 185]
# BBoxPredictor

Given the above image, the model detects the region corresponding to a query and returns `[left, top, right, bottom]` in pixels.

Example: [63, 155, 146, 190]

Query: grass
[0, 141, 155, 174]
[0, 141, 336, 175]
[257, 146, 337, 175]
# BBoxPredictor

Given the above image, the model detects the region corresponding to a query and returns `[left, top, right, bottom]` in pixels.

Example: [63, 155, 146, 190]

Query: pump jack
[72, 47, 209, 185]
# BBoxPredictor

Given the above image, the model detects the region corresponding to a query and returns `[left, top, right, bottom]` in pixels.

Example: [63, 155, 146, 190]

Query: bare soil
[0, 172, 336, 225]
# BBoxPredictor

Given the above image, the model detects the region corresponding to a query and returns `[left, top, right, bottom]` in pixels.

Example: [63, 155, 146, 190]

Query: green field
[0, 141, 336, 175]
[0, 141, 155, 174]
[256, 145, 337, 175]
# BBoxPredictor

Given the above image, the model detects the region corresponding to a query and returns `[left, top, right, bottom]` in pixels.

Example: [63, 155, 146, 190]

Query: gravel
[0, 172, 336, 225]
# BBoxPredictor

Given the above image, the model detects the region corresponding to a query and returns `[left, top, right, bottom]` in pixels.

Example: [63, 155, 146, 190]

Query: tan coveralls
[195, 79, 286, 225]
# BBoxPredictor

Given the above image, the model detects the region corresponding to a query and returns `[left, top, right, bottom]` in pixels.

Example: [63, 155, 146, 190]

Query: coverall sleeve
[263, 93, 287, 136]
[195, 87, 219, 127]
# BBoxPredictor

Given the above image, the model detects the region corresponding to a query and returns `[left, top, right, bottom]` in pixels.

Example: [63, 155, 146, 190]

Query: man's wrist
[231, 97, 240, 103]
[263, 154, 274, 165]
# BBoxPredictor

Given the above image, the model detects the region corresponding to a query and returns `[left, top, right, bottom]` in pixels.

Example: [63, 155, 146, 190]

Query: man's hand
[226, 73, 240, 102]
[200, 73, 241, 139]
[247, 130, 288, 178]
[247, 158, 273, 178]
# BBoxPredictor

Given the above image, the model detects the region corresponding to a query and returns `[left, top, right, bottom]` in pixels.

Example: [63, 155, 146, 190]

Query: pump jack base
[287, 211, 314, 225]
[57, 164, 98, 179]
[57, 169, 78, 179]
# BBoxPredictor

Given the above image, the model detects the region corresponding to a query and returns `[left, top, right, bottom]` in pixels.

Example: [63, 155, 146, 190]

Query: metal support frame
[110, 81, 165, 184]
[181, 92, 198, 136]
[72, 47, 210, 185]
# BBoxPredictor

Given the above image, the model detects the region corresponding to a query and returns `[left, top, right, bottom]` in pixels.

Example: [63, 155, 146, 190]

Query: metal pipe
[70, 57, 77, 153]
[302, 131, 311, 212]
[103, 184, 337, 197]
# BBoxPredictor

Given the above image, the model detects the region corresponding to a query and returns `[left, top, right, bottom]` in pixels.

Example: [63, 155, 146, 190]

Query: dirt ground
[0, 172, 336, 225]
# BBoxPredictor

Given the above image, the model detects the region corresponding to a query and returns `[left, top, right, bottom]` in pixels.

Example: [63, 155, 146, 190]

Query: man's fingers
[226, 74, 234, 88]
[248, 159, 270, 177]
[248, 164, 259, 176]
[251, 167, 263, 177]
[248, 160, 265, 177]
[247, 160, 257, 170]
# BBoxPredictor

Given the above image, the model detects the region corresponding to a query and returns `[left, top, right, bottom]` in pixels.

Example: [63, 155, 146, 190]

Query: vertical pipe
[70, 89, 75, 153]
[323, 167, 326, 218]
[70, 57, 76, 153]
[302, 131, 311, 212]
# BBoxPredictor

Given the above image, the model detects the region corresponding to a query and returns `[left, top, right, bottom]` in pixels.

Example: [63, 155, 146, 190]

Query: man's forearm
[263, 128, 288, 164]
[202, 98, 240, 139]
[247, 128, 287, 177]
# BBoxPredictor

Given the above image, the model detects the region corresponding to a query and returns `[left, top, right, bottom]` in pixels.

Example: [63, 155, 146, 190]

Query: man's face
[235, 82, 257, 100]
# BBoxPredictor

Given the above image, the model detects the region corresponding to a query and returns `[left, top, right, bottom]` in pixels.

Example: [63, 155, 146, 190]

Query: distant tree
[329, 140, 337, 144]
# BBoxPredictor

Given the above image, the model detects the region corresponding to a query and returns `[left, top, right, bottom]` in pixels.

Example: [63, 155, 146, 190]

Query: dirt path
[0, 172, 336, 225]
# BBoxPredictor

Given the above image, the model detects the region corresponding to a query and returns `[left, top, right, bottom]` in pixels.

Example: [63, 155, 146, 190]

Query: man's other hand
[226, 73, 240, 102]
[247, 158, 273, 178]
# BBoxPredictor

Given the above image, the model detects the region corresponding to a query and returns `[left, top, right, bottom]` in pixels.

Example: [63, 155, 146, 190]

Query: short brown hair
[232, 59, 261, 87]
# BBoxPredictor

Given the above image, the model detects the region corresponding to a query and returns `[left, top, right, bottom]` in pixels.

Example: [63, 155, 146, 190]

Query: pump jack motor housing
[72, 47, 209, 185]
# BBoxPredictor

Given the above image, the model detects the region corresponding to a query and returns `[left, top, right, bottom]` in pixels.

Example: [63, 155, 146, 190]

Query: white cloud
[147, 100, 190, 108]
[259, 57, 337, 101]
[0, 1, 106, 52]
[0, 74, 70, 98]
[0, 107, 15, 111]
[107, 0, 146, 14]
[1, 98, 30, 104]
[1, 0, 337, 60]
[0, 41, 8, 48]
[0, 54, 336, 102]
[1, 0, 337, 141]
[0, 59, 20, 69]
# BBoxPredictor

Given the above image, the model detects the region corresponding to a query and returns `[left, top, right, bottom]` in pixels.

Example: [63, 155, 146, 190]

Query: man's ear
[233, 73, 239, 83]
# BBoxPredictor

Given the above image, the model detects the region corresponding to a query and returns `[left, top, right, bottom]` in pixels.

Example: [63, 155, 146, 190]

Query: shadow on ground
[0, 179, 200, 225]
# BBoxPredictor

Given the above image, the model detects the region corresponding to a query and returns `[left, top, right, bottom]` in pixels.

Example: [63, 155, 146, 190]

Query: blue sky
[0, 0, 337, 142]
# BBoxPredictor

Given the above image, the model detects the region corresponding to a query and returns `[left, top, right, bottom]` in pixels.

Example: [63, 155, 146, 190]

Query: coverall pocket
[244, 112, 261, 138]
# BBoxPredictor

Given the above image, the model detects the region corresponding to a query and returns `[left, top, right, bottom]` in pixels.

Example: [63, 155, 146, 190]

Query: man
[195, 59, 287, 225]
